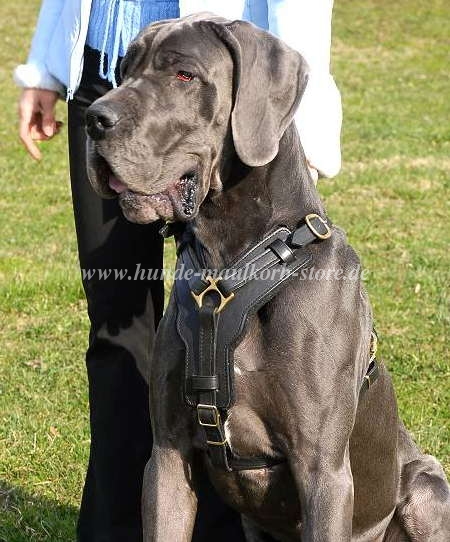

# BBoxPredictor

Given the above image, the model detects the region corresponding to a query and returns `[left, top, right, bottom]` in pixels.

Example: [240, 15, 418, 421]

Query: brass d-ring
[305, 213, 331, 240]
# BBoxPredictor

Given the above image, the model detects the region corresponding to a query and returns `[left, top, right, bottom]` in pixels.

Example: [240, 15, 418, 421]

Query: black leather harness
[162, 214, 379, 472]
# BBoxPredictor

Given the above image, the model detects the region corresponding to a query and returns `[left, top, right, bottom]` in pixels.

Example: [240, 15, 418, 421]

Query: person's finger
[19, 104, 42, 160]
[30, 123, 50, 140]
[19, 119, 42, 160]
[40, 94, 57, 137]
[29, 116, 63, 139]
[30, 120, 63, 141]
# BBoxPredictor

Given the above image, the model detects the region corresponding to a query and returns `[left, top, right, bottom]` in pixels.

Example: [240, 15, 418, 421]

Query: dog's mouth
[110, 170, 199, 223]
[87, 143, 199, 223]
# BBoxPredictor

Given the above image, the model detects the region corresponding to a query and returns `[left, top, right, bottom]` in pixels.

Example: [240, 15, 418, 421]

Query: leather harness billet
[161, 214, 379, 472]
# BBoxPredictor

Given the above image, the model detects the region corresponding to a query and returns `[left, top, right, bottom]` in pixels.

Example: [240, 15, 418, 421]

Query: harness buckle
[197, 404, 221, 427]
[191, 276, 235, 313]
[206, 438, 228, 446]
[305, 213, 331, 240]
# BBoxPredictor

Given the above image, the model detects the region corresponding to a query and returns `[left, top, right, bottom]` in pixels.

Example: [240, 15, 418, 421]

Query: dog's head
[86, 13, 309, 223]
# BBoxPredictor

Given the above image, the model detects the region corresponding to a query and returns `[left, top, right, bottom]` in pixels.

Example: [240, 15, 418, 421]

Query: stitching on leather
[227, 228, 290, 267]
[222, 229, 291, 288]
[221, 253, 312, 407]
[232, 255, 282, 291]
[175, 276, 195, 407]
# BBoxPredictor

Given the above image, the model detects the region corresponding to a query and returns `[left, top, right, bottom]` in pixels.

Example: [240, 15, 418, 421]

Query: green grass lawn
[1, 1, 449, 540]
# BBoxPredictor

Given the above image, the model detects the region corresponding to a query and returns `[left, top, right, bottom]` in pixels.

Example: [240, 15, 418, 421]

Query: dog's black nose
[86, 103, 121, 140]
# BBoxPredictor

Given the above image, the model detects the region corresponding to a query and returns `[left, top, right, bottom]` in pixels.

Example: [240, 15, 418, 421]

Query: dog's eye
[176, 71, 195, 82]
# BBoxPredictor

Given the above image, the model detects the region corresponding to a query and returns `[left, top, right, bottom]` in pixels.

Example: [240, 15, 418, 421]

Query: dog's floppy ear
[206, 20, 309, 167]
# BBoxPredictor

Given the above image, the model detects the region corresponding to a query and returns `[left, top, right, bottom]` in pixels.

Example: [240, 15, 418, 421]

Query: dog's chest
[221, 317, 284, 451]
[207, 457, 303, 538]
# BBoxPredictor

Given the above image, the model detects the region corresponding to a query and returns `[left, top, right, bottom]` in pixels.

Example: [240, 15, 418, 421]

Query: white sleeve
[13, 0, 65, 93]
[268, 0, 342, 178]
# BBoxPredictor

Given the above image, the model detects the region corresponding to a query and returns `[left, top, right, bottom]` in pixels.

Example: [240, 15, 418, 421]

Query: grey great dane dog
[85, 13, 450, 542]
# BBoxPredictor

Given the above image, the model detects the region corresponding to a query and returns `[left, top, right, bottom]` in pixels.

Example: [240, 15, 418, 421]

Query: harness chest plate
[175, 227, 312, 409]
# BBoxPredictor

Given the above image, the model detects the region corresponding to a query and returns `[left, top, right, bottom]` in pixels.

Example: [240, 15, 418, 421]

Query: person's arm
[15, 0, 65, 160]
[14, 0, 65, 93]
[268, 0, 342, 178]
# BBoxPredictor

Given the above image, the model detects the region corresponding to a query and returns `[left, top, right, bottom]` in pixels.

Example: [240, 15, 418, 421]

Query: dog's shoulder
[308, 225, 366, 282]
[279, 224, 371, 326]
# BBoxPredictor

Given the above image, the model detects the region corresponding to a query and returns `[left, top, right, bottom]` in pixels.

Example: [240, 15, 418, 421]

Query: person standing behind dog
[15, 1, 341, 540]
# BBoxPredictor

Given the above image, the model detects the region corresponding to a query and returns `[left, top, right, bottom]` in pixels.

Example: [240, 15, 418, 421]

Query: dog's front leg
[281, 364, 357, 542]
[142, 296, 198, 541]
[290, 441, 353, 541]
[142, 444, 197, 542]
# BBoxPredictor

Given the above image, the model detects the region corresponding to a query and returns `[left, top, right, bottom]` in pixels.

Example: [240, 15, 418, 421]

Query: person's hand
[18, 88, 62, 160]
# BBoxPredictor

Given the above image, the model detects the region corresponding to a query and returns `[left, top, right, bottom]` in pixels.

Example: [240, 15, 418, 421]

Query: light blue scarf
[87, 0, 180, 87]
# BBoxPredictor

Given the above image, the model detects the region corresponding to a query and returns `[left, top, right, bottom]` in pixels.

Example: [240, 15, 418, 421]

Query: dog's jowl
[86, 13, 450, 542]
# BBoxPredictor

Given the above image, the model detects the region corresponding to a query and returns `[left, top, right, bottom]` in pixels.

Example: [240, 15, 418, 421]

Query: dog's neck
[192, 123, 326, 268]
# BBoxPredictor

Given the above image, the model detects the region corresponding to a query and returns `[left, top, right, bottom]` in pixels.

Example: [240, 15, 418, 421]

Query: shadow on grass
[0, 480, 77, 542]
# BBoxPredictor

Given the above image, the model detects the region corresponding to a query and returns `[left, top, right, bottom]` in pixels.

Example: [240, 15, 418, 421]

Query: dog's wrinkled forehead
[122, 15, 230, 79]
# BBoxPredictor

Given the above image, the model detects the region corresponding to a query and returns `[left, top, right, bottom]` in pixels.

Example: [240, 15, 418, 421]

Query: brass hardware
[206, 438, 228, 446]
[197, 405, 227, 445]
[305, 213, 331, 240]
[197, 404, 220, 427]
[191, 276, 235, 313]
[369, 331, 378, 363]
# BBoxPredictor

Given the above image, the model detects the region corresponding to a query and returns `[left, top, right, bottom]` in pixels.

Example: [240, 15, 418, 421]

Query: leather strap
[191, 375, 219, 391]
[188, 215, 331, 298]
[291, 213, 331, 247]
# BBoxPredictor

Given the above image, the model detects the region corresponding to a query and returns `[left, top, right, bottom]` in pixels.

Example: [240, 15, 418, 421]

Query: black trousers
[69, 48, 246, 542]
